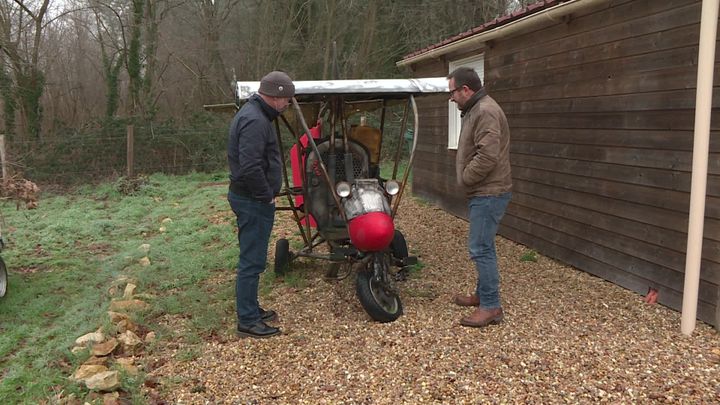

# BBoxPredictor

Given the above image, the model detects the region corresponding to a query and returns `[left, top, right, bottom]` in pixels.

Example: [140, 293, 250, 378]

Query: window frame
[447, 54, 485, 149]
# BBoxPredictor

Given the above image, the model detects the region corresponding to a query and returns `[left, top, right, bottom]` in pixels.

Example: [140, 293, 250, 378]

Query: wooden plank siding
[405, 0, 720, 326]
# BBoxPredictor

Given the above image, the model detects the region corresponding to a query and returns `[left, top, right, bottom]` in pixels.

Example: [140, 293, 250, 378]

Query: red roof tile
[400, 0, 565, 61]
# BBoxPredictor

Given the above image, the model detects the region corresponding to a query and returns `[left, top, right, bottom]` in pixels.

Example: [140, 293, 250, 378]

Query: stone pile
[69, 279, 156, 398]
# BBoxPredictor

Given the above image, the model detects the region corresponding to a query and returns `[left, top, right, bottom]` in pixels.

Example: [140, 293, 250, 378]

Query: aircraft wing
[235, 77, 449, 101]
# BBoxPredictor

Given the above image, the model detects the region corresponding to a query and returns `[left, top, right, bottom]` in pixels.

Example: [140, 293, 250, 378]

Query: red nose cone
[348, 212, 395, 252]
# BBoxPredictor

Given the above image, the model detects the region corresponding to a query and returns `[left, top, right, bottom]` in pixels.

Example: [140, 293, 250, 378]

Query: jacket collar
[460, 87, 487, 117]
[250, 94, 280, 121]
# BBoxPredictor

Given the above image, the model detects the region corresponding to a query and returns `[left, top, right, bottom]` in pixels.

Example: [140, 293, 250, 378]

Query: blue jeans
[468, 192, 511, 309]
[228, 191, 275, 325]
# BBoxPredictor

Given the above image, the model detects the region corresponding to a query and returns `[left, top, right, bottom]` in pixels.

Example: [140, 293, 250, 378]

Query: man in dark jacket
[227, 71, 294, 338]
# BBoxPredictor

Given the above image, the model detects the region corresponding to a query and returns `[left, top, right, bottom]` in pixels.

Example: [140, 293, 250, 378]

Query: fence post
[127, 125, 134, 178]
[0, 135, 8, 182]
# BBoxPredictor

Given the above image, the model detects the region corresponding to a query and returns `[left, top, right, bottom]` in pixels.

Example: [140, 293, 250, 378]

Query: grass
[520, 249, 538, 262]
[0, 172, 241, 403]
[0, 160, 417, 403]
[380, 159, 411, 182]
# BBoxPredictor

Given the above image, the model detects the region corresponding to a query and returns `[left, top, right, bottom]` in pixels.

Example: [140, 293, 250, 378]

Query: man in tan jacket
[448, 67, 512, 328]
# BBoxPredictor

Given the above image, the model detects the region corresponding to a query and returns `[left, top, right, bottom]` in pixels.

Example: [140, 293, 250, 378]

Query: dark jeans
[468, 192, 511, 309]
[228, 191, 275, 325]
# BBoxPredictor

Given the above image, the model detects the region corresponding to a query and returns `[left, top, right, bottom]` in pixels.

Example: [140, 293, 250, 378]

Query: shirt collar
[460, 87, 487, 117]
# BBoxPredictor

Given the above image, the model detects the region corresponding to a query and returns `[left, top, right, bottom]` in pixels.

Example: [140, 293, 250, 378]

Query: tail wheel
[274, 238, 290, 275]
[0, 256, 7, 298]
[356, 253, 402, 322]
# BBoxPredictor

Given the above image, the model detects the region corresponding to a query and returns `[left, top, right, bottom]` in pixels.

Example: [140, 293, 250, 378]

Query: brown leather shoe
[460, 307, 504, 328]
[453, 293, 480, 307]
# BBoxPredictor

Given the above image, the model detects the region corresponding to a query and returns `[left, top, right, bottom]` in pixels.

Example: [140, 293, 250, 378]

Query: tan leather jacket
[455, 93, 513, 198]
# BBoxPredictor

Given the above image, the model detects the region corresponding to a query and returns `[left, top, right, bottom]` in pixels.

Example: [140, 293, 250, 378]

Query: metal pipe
[330, 99, 336, 154]
[291, 98, 347, 224]
[340, 99, 354, 182]
[377, 99, 387, 160]
[275, 119, 290, 199]
[392, 99, 410, 180]
[294, 252, 338, 261]
[392, 95, 418, 217]
[279, 115, 312, 247]
[681, 0, 718, 336]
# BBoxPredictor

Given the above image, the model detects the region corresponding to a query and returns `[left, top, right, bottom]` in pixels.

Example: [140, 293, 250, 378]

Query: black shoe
[236, 321, 281, 338]
[259, 307, 278, 322]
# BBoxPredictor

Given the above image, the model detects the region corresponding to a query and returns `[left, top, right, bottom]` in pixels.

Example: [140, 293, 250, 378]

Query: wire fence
[5, 120, 229, 185]
[2, 110, 413, 187]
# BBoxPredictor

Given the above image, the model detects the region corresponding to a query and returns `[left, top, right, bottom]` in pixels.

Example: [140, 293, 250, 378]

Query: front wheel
[0, 256, 7, 298]
[356, 254, 402, 322]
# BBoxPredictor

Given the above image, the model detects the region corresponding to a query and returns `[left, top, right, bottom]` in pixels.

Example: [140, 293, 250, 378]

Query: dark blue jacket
[227, 94, 282, 203]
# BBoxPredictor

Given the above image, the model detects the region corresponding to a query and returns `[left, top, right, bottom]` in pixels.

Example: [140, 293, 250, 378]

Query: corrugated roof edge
[400, 0, 564, 61]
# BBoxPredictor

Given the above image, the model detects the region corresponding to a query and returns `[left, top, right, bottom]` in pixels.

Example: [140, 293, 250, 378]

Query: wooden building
[397, 0, 720, 327]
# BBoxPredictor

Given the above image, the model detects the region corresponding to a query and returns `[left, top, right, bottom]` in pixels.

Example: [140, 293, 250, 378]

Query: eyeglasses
[448, 86, 463, 97]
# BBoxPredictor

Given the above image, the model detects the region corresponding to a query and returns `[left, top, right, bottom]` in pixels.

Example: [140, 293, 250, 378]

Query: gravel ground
[148, 194, 720, 404]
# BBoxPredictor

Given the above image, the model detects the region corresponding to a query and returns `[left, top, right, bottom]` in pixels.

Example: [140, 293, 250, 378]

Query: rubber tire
[0, 256, 7, 298]
[390, 230, 409, 260]
[356, 256, 403, 323]
[274, 239, 290, 275]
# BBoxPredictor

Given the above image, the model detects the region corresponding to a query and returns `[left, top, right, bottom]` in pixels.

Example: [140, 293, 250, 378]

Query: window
[448, 55, 484, 149]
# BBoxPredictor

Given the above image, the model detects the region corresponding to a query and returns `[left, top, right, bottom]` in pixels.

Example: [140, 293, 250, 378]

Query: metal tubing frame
[279, 114, 314, 247]
[339, 98, 354, 183]
[377, 99, 387, 161]
[391, 95, 418, 217]
[291, 97, 348, 226]
[392, 98, 410, 180]
[277, 95, 418, 255]
[275, 118, 311, 248]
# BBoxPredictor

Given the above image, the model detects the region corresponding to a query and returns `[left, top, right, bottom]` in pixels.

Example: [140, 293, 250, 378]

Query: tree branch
[12, 0, 35, 21]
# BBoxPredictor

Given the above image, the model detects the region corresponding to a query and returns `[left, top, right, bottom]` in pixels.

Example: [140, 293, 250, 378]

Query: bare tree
[84, 0, 177, 120]
[41, 12, 106, 130]
[0, 0, 51, 140]
[5, 0, 545, 131]
[190, 0, 240, 104]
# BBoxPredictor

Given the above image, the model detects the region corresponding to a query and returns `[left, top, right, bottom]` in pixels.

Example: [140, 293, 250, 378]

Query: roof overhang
[397, 0, 609, 68]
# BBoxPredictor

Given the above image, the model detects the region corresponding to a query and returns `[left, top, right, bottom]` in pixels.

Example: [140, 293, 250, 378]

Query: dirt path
[149, 195, 720, 404]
